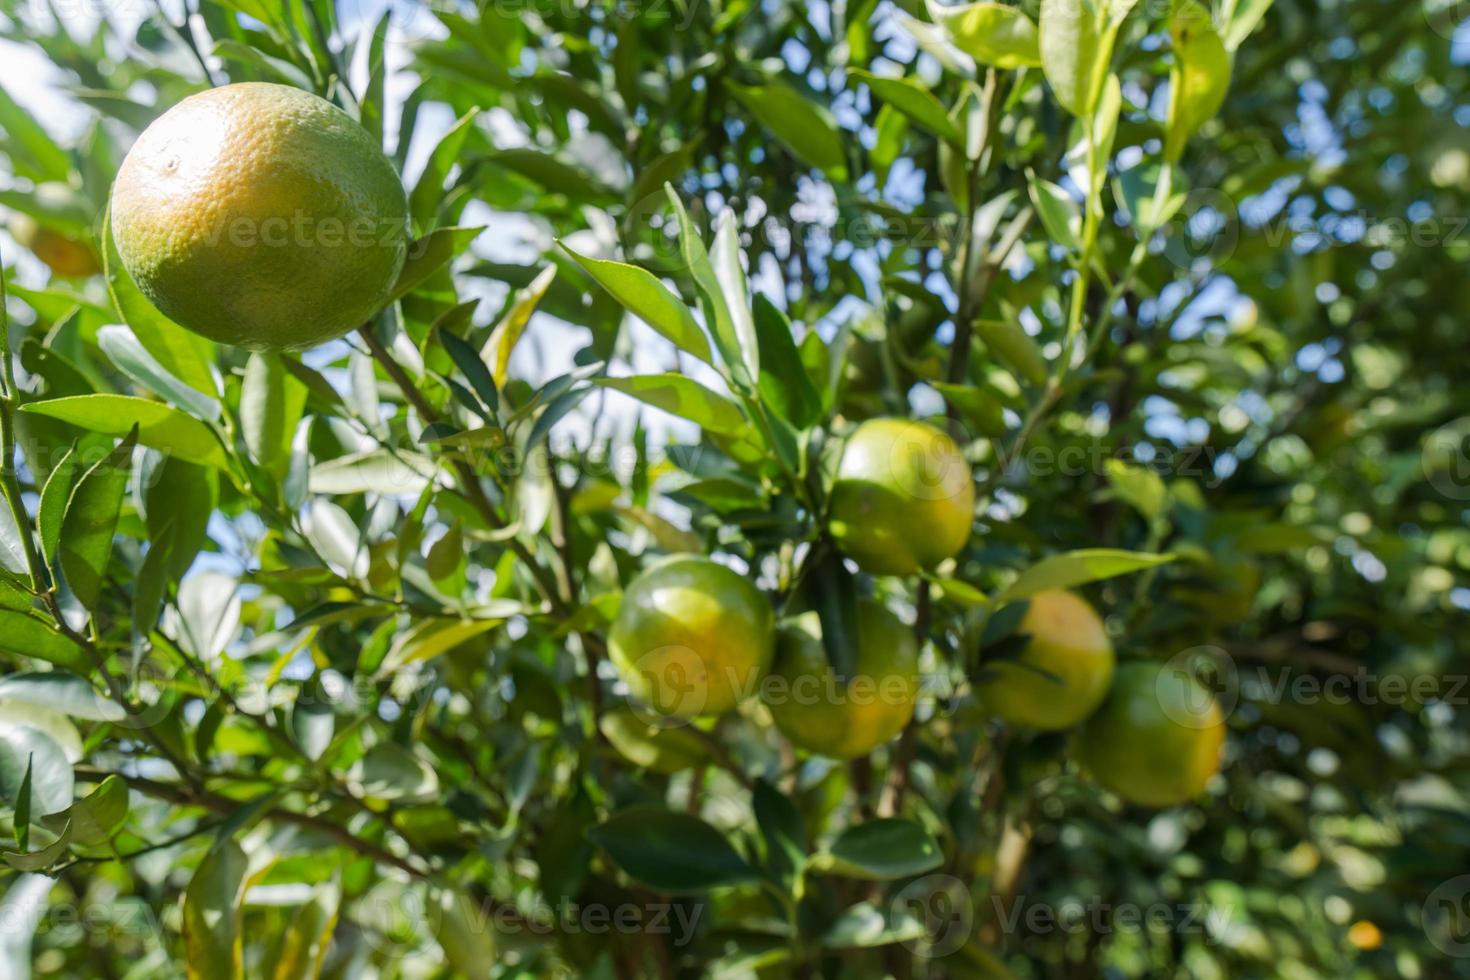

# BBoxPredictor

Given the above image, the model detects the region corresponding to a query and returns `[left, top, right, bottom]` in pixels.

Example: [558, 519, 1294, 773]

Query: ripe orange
[978, 590, 1115, 730]
[763, 602, 920, 759]
[827, 418, 974, 576]
[1072, 661, 1225, 807]
[9, 215, 100, 278]
[607, 556, 774, 719]
[110, 83, 410, 350]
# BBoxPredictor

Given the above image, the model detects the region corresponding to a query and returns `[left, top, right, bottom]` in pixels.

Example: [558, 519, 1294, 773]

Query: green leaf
[145, 457, 217, 579]
[807, 550, 860, 679]
[1164, 0, 1231, 162]
[36, 444, 76, 568]
[753, 779, 808, 881]
[102, 210, 218, 400]
[0, 610, 91, 671]
[240, 354, 307, 477]
[932, 382, 1007, 439]
[1104, 460, 1168, 520]
[42, 773, 128, 847]
[487, 148, 612, 198]
[999, 548, 1176, 601]
[482, 265, 557, 387]
[388, 227, 482, 305]
[848, 70, 963, 145]
[559, 246, 714, 365]
[183, 842, 248, 980]
[410, 107, 480, 231]
[0, 672, 122, 722]
[14, 757, 30, 851]
[598, 708, 709, 774]
[975, 319, 1048, 386]
[822, 902, 928, 949]
[308, 450, 436, 497]
[0, 81, 72, 182]
[753, 295, 823, 428]
[290, 700, 335, 763]
[594, 375, 748, 437]
[98, 325, 221, 421]
[348, 741, 440, 802]
[709, 211, 762, 383]
[270, 881, 340, 980]
[0, 724, 72, 816]
[1222, 0, 1273, 50]
[928, 0, 1042, 69]
[1039, 0, 1127, 118]
[21, 395, 226, 468]
[726, 82, 848, 180]
[59, 428, 135, 609]
[812, 819, 943, 880]
[586, 806, 758, 893]
[438, 328, 500, 414]
[431, 886, 495, 979]
[928, 576, 991, 606]
[1027, 173, 1082, 253]
[379, 617, 501, 675]
[663, 188, 751, 388]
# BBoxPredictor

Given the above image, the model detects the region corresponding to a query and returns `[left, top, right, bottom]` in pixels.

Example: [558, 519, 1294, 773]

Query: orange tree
[0, 0, 1466, 977]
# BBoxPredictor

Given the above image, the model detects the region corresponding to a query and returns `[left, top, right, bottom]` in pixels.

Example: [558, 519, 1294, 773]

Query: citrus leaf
[59, 428, 135, 609]
[183, 842, 248, 980]
[389, 226, 482, 305]
[0, 610, 91, 671]
[482, 265, 557, 387]
[594, 375, 748, 437]
[811, 819, 943, 880]
[587, 806, 758, 893]
[410, 107, 480, 232]
[708, 211, 762, 383]
[928, 0, 1042, 68]
[36, 444, 76, 568]
[1164, 0, 1231, 162]
[560, 245, 713, 365]
[240, 353, 307, 476]
[753, 294, 823, 428]
[0, 724, 73, 816]
[0, 672, 124, 722]
[848, 70, 963, 145]
[1000, 549, 1176, 601]
[726, 82, 848, 179]
[21, 395, 226, 468]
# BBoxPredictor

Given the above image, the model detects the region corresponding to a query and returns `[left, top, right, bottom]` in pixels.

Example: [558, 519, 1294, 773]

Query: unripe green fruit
[828, 418, 974, 576]
[607, 556, 774, 719]
[763, 602, 920, 759]
[111, 83, 410, 350]
[1072, 661, 1225, 808]
[978, 590, 1115, 731]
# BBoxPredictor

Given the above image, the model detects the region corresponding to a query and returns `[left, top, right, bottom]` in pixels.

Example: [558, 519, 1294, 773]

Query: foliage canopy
[0, 0, 1467, 977]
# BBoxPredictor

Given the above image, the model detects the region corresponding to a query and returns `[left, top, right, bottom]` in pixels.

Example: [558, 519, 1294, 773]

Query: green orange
[828, 418, 974, 576]
[763, 602, 920, 759]
[607, 556, 774, 719]
[1072, 661, 1226, 807]
[110, 82, 410, 350]
[978, 590, 1115, 731]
